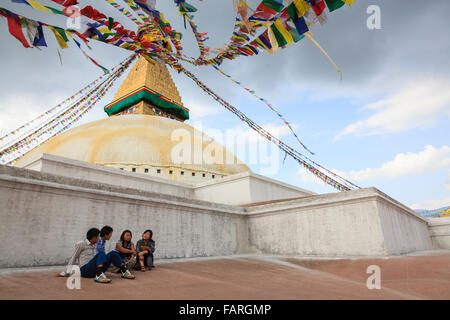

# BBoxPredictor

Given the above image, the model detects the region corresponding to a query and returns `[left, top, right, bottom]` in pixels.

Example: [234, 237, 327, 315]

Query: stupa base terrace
[1, 154, 449, 269]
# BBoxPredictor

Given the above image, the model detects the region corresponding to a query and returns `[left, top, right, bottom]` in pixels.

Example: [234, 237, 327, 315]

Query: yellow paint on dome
[15, 115, 250, 182]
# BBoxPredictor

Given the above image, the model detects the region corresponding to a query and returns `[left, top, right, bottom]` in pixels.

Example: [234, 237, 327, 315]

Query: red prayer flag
[312, 0, 326, 16]
[4, 12, 31, 48]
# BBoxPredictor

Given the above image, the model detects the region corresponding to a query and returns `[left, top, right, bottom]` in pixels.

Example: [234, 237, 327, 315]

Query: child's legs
[105, 251, 124, 270]
[146, 254, 153, 267]
[126, 256, 136, 271]
[138, 251, 148, 267]
[80, 252, 107, 278]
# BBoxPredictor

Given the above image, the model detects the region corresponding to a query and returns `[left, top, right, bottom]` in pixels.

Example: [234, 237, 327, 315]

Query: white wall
[194, 172, 314, 205]
[246, 188, 433, 257]
[0, 167, 248, 268]
[27, 154, 195, 199]
[24, 155, 314, 206]
[427, 218, 450, 249]
[375, 196, 433, 255]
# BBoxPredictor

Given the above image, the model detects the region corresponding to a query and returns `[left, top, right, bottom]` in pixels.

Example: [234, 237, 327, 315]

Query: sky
[0, 0, 449, 210]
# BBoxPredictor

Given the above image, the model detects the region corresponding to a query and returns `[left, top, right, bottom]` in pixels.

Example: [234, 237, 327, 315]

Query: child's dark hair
[143, 229, 153, 239]
[120, 230, 132, 243]
[100, 226, 113, 237]
[86, 228, 100, 240]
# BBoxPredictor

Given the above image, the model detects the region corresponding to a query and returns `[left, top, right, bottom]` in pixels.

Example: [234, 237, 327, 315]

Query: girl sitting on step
[136, 229, 156, 272]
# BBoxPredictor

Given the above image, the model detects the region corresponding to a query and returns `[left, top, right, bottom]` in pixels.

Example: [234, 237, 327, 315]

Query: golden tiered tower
[104, 56, 189, 122]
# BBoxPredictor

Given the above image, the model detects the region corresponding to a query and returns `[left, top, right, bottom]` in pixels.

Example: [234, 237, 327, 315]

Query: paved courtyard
[0, 252, 449, 300]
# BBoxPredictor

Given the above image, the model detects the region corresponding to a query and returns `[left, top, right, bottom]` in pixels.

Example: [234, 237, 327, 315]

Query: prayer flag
[325, 0, 345, 12]
[293, 0, 310, 18]
[311, 0, 326, 16]
[27, 0, 52, 13]
[48, 26, 68, 49]
[272, 19, 294, 46]
[2, 11, 31, 48]
[293, 16, 309, 35]
[261, 0, 284, 13]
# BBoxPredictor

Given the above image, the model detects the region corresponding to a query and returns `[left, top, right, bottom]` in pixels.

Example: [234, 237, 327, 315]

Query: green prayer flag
[270, 23, 287, 47]
[54, 26, 68, 42]
[286, 3, 297, 20]
[179, 2, 197, 13]
[45, 6, 64, 15]
[262, 0, 284, 12]
[108, 17, 114, 30]
[325, 0, 345, 12]
[289, 28, 303, 43]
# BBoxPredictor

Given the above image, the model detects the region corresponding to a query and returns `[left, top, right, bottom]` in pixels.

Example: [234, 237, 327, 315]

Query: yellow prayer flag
[293, 0, 310, 18]
[254, 38, 273, 56]
[48, 26, 68, 49]
[265, 22, 279, 53]
[97, 27, 111, 34]
[274, 19, 294, 45]
[343, 0, 357, 6]
[27, 0, 52, 13]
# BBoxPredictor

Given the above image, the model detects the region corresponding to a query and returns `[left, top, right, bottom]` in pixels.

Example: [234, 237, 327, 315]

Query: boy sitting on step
[59, 228, 135, 283]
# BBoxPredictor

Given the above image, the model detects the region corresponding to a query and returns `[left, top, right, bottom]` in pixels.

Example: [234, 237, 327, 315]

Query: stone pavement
[0, 252, 449, 300]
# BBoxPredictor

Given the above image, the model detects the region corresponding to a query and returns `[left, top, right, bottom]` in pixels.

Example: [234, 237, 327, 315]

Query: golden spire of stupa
[104, 56, 189, 121]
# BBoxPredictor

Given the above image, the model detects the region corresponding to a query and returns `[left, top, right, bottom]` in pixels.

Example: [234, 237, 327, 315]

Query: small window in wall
[212, 175, 215, 179]
[169, 170, 173, 174]
[202, 173, 206, 178]
[181, 171, 184, 175]
[145, 169, 149, 173]
[132, 168, 136, 172]
[157, 169, 161, 174]
[192, 172, 196, 177]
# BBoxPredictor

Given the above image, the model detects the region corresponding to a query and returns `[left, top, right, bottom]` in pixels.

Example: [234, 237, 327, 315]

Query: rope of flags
[0, 71, 113, 146]
[173, 62, 358, 191]
[212, 65, 314, 155]
[173, 0, 348, 77]
[0, 54, 137, 166]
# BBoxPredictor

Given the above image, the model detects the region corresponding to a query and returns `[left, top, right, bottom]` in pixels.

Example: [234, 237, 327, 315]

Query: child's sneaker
[121, 269, 135, 279]
[95, 273, 111, 283]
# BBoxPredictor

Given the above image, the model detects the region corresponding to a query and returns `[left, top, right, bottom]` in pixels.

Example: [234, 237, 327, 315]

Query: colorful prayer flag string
[212, 65, 315, 155]
[0, 0, 361, 191]
[172, 62, 359, 191]
[0, 54, 137, 165]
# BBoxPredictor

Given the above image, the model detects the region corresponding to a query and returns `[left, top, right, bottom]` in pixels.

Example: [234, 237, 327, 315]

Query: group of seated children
[59, 226, 156, 283]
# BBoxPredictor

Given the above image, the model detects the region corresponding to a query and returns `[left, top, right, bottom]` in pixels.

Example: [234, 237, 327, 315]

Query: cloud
[334, 145, 450, 181]
[193, 122, 298, 147]
[410, 196, 450, 211]
[239, 123, 298, 146]
[185, 102, 221, 119]
[0, 95, 60, 137]
[336, 78, 450, 139]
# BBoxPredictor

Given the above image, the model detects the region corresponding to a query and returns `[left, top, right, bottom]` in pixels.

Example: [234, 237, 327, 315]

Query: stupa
[15, 57, 250, 183]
